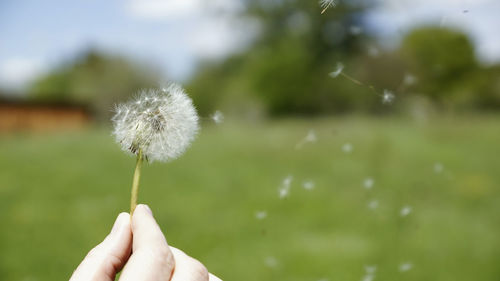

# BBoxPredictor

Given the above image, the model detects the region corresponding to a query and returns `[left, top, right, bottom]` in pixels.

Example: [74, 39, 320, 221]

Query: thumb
[70, 213, 133, 281]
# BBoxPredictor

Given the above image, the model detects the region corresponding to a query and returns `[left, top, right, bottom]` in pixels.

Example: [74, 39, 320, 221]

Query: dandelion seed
[211, 110, 224, 124]
[364, 265, 377, 275]
[342, 142, 353, 153]
[350, 25, 362, 35]
[302, 180, 315, 190]
[400, 205, 412, 217]
[264, 256, 278, 268]
[404, 73, 417, 86]
[361, 274, 375, 281]
[434, 162, 444, 174]
[255, 211, 268, 220]
[329, 62, 344, 78]
[295, 129, 317, 149]
[399, 262, 413, 272]
[367, 199, 379, 210]
[367, 45, 380, 57]
[319, 0, 337, 14]
[363, 178, 374, 189]
[279, 175, 293, 199]
[382, 89, 395, 104]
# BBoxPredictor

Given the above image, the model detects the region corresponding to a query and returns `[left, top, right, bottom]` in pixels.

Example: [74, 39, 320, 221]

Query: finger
[209, 273, 223, 281]
[119, 204, 175, 281]
[169, 247, 209, 281]
[70, 212, 132, 281]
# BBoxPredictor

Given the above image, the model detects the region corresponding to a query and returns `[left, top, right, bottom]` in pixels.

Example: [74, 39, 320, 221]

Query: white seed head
[399, 262, 413, 272]
[363, 177, 375, 189]
[112, 84, 199, 162]
[342, 142, 353, 153]
[400, 205, 412, 217]
[302, 180, 315, 190]
[255, 211, 268, 220]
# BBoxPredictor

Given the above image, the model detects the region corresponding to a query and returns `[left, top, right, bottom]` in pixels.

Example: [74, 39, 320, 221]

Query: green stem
[130, 149, 143, 215]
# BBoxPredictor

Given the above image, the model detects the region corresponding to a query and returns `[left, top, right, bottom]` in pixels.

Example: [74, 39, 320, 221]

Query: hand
[70, 204, 222, 281]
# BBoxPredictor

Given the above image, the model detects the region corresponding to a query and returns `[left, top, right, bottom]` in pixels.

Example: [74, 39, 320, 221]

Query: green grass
[1, 116, 499, 281]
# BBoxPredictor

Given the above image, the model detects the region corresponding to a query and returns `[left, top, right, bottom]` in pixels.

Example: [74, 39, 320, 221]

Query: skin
[70, 204, 222, 281]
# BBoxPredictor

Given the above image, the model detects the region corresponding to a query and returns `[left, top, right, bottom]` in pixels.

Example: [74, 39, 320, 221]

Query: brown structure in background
[0, 98, 91, 133]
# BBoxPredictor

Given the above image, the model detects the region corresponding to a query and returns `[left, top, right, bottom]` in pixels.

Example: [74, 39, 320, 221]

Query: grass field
[0, 116, 499, 281]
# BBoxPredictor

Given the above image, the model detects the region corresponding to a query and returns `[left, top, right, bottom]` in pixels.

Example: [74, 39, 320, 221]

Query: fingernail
[142, 204, 153, 215]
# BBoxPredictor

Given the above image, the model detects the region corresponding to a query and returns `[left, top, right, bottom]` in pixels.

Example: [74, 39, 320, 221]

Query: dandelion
[302, 180, 315, 190]
[112, 84, 199, 213]
[382, 89, 395, 104]
[255, 211, 268, 220]
[367, 199, 379, 210]
[279, 175, 293, 199]
[211, 110, 224, 124]
[363, 177, 374, 189]
[399, 262, 413, 272]
[400, 205, 412, 217]
[295, 129, 317, 149]
[342, 142, 353, 153]
[320, 0, 337, 14]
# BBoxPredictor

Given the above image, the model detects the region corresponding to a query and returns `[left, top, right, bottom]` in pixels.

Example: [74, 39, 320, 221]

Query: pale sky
[0, 0, 499, 92]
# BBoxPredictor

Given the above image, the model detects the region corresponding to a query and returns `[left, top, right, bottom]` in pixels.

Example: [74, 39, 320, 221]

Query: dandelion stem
[130, 149, 143, 215]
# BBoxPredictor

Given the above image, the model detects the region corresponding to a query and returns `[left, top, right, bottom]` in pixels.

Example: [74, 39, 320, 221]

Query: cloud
[0, 57, 46, 91]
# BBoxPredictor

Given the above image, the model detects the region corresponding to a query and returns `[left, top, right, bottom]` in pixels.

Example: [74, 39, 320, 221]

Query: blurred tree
[29, 50, 159, 118]
[400, 27, 477, 104]
[188, 0, 374, 116]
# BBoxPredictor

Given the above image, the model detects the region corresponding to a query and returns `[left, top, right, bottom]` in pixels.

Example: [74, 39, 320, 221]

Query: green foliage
[29, 50, 159, 118]
[1, 117, 499, 280]
[401, 27, 477, 102]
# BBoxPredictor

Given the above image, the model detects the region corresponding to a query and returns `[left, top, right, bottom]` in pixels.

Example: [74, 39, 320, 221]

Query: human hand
[70, 204, 222, 281]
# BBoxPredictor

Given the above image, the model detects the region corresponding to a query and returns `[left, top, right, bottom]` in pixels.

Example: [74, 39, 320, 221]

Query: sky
[0, 0, 499, 92]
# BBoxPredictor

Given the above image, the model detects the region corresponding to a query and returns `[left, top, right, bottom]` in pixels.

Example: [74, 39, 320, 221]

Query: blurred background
[1, 0, 499, 280]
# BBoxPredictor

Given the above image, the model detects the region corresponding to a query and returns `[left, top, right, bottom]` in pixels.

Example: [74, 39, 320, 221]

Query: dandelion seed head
[382, 89, 395, 104]
[329, 62, 344, 78]
[305, 130, 317, 142]
[112, 84, 199, 163]
[255, 211, 267, 220]
[303, 180, 315, 190]
[342, 142, 353, 153]
[363, 178, 374, 189]
[400, 205, 412, 217]
[211, 110, 224, 124]
[399, 262, 413, 272]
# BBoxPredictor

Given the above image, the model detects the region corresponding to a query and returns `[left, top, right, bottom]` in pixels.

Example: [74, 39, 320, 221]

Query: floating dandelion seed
[319, 0, 337, 14]
[264, 256, 278, 268]
[367, 199, 379, 210]
[302, 180, 315, 190]
[382, 89, 395, 104]
[363, 178, 374, 189]
[295, 129, 317, 149]
[399, 262, 413, 272]
[255, 211, 268, 220]
[211, 110, 224, 124]
[364, 265, 377, 275]
[404, 73, 417, 86]
[350, 25, 363, 35]
[279, 175, 293, 199]
[342, 142, 353, 153]
[329, 62, 344, 78]
[112, 84, 199, 213]
[434, 162, 444, 174]
[400, 205, 412, 217]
